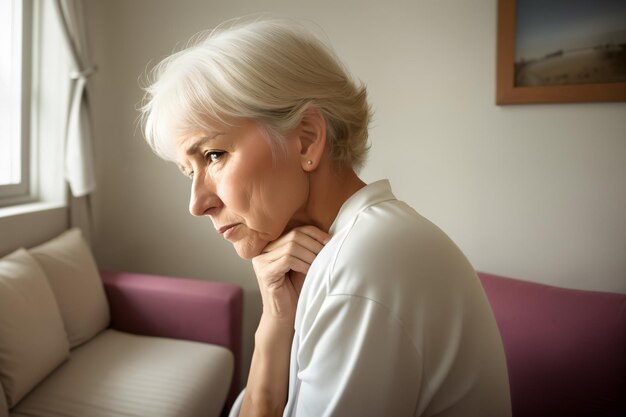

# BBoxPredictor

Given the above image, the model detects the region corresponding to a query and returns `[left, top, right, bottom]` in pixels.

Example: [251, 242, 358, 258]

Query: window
[0, 0, 33, 204]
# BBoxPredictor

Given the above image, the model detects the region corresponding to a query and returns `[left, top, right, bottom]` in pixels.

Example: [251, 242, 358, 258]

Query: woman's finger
[263, 226, 329, 254]
[256, 251, 312, 286]
[293, 225, 331, 245]
[270, 241, 319, 266]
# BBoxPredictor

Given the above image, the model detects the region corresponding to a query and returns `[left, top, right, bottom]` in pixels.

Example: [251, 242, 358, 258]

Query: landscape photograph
[514, 0, 626, 87]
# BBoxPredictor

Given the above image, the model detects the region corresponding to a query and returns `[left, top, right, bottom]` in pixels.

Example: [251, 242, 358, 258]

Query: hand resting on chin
[241, 225, 329, 417]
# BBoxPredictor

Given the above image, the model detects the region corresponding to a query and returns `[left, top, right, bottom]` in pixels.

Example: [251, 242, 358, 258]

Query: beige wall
[0, 207, 67, 257]
[84, 0, 626, 386]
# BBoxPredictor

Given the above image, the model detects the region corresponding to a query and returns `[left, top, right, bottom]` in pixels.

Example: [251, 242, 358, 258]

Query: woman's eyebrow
[185, 133, 224, 155]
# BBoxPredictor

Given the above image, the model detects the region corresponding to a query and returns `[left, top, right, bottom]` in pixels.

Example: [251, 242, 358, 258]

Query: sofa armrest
[478, 272, 626, 417]
[100, 270, 243, 406]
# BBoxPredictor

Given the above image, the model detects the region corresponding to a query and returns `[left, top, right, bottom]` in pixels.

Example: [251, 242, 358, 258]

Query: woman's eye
[204, 151, 224, 163]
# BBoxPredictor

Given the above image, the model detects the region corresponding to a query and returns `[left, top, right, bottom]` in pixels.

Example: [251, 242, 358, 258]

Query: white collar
[329, 179, 396, 236]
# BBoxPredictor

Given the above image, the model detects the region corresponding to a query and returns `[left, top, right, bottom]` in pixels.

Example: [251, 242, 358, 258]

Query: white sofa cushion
[9, 329, 234, 417]
[0, 249, 69, 407]
[29, 228, 110, 348]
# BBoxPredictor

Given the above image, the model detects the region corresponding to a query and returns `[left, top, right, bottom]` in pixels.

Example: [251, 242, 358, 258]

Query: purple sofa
[100, 271, 244, 410]
[478, 272, 626, 417]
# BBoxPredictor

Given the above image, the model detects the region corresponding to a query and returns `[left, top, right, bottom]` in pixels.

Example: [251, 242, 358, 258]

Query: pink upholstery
[100, 270, 243, 409]
[478, 272, 626, 417]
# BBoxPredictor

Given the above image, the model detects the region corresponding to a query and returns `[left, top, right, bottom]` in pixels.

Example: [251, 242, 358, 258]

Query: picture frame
[496, 0, 626, 105]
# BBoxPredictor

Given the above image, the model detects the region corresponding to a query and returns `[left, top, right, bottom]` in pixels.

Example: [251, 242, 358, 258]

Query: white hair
[140, 19, 372, 169]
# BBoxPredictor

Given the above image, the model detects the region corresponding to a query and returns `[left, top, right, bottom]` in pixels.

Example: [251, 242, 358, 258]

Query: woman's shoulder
[337, 199, 461, 265]
[327, 199, 477, 303]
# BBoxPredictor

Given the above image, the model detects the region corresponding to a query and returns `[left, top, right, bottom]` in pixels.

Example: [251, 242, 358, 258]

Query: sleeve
[292, 294, 422, 417]
[228, 388, 245, 417]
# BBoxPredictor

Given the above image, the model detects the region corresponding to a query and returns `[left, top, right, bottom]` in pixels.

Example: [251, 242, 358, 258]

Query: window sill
[0, 201, 65, 219]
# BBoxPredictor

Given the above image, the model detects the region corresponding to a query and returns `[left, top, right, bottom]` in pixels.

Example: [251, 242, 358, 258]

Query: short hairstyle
[140, 19, 371, 170]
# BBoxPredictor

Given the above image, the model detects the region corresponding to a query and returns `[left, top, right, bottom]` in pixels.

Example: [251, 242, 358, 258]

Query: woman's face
[175, 119, 309, 259]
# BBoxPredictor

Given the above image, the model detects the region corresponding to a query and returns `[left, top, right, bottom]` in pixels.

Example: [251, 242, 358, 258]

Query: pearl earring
[307, 160, 313, 165]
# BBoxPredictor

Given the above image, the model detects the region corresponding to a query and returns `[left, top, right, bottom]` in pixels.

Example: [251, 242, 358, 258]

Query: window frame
[0, 0, 35, 206]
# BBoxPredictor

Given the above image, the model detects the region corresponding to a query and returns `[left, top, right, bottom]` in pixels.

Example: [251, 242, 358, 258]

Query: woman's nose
[189, 175, 221, 217]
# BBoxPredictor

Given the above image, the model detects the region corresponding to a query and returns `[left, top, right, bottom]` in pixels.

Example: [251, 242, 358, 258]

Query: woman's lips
[218, 223, 240, 239]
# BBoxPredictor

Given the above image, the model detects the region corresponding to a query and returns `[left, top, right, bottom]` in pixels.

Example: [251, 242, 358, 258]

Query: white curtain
[54, 0, 96, 198]
[53, 0, 96, 241]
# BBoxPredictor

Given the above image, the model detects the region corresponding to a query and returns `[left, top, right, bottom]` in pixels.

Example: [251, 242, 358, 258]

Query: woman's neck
[288, 161, 366, 233]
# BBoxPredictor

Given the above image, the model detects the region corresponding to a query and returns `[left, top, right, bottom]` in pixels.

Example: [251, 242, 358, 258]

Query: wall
[0, 207, 67, 256]
[84, 0, 626, 387]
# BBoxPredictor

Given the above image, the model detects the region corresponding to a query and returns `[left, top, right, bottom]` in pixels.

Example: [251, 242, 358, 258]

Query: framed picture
[496, 0, 626, 104]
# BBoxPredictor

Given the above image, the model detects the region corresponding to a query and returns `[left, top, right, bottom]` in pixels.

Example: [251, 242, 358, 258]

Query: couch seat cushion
[0, 249, 69, 408]
[9, 329, 234, 417]
[29, 228, 110, 348]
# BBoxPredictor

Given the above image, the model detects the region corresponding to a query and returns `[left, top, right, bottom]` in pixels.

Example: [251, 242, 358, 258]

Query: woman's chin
[233, 241, 263, 260]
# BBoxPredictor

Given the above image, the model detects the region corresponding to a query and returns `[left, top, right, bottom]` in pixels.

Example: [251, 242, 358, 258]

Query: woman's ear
[297, 107, 327, 171]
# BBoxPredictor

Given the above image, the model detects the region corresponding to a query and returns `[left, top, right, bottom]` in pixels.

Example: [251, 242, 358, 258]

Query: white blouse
[232, 180, 511, 417]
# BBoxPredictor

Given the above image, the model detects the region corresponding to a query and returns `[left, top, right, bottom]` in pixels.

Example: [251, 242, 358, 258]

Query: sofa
[0, 228, 243, 417]
[478, 272, 626, 417]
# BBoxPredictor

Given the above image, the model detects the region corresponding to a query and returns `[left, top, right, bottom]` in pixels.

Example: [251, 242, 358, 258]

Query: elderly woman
[141, 19, 511, 417]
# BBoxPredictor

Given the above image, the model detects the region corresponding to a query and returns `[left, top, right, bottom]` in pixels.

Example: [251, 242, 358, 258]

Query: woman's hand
[241, 225, 329, 417]
[252, 225, 330, 324]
